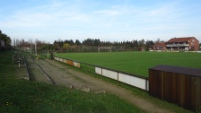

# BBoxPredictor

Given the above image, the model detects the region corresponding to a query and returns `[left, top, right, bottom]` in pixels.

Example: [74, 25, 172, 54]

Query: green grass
[56, 52, 201, 76]
[0, 50, 144, 113]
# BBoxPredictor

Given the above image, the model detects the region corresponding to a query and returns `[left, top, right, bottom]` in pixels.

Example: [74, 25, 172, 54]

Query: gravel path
[24, 56, 175, 113]
[44, 59, 175, 113]
[26, 56, 52, 84]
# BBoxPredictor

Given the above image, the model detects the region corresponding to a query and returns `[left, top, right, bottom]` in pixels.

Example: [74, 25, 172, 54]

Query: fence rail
[54, 56, 149, 91]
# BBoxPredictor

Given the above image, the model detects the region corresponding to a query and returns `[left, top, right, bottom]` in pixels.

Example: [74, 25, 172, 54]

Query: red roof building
[166, 37, 199, 51]
[152, 42, 166, 50]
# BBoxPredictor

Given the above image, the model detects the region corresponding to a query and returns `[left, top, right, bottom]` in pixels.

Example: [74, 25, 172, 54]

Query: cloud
[1, 0, 201, 43]
[93, 10, 120, 17]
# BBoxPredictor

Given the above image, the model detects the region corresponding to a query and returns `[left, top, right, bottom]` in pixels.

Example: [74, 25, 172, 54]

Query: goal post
[98, 47, 112, 52]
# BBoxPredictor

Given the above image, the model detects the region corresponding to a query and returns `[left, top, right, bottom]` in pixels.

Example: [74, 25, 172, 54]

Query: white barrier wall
[95, 67, 149, 91]
[59, 58, 63, 62]
[64, 59, 67, 63]
[56, 57, 59, 61]
[102, 69, 118, 80]
[95, 67, 102, 75]
[118, 73, 147, 90]
[54, 57, 81, 68]
[73, 62, 81, 68]
[54, 57, 58, 61]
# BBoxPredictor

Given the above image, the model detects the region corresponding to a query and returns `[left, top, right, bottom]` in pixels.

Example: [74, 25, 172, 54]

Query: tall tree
[63, 43, 70, 50]
[94, 39, 100, 46]
[138, 39, 145, 48]
[0, 29, 12, 49]
[145, 40, 154, 50]
[75, 39, 81, 46]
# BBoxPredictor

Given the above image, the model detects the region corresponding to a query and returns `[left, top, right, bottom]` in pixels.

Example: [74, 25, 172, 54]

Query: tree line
[53, 38, 155, 51]
[15, 38, 157, 52]
[0, 30, 12, 50]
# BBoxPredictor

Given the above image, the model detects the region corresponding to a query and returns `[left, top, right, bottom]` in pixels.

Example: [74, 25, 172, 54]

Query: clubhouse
[153, 37, 199, 51]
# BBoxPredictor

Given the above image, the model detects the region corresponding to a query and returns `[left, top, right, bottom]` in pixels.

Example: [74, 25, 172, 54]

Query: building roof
[153, 42, 166, 47]
[167, 37, 196, 43]
[149, 65, 201, 77]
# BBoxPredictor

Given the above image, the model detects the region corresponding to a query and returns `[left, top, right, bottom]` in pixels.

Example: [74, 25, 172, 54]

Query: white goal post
[98, 47, 112, 52]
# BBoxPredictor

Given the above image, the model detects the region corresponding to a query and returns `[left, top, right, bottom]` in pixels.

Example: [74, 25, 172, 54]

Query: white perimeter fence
[54, 56, 149, 91]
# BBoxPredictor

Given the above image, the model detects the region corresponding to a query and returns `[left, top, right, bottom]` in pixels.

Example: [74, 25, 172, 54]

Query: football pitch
[56, 52, 201, 77]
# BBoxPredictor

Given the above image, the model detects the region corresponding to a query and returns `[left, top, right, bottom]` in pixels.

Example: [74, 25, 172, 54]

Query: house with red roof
[166, 37, 199, 51]
[152, 42, 166, 50]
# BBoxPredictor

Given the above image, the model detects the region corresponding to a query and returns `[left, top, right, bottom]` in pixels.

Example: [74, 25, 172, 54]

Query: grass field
[56, 52, 201, 76]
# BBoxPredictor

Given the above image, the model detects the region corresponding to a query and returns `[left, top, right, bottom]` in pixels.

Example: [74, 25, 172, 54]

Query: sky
[0, 0, 201, 44]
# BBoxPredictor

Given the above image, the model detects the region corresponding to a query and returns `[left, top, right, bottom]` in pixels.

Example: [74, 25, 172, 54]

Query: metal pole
[35, 42, 37, 56]
[18, 62, 20, 68]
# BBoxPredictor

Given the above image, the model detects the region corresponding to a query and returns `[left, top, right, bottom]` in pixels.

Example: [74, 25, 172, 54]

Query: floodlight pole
[35, 42, 37, 56]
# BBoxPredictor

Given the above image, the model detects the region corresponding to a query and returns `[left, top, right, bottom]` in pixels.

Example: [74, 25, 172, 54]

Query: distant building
[152, 42, 166, 50]
[151, 37, 200, 51]
[166, 37, 199, 51]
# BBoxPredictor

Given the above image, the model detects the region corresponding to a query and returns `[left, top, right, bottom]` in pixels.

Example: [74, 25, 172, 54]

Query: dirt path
[24, 56, 175, 113]
[26, 56, 52, 84]
[44, 59, 175, 113]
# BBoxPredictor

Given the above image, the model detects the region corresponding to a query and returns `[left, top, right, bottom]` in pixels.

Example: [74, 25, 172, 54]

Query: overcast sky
[0, 0, 201, 44]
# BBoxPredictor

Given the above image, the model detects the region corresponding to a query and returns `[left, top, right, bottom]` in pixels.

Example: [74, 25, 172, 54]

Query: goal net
[98, 47, 112, 52]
